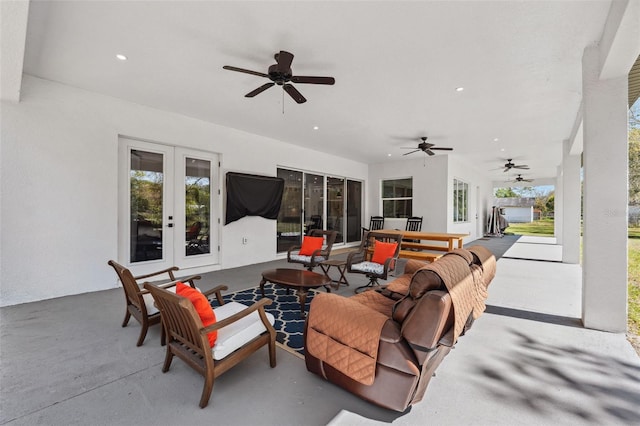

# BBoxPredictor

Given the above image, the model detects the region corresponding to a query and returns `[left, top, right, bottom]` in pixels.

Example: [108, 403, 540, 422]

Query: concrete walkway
[1, 237, 639, 425]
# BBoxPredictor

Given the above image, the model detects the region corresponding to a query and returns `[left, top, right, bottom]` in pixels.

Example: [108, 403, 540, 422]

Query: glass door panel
[174, 147, 219, 268]
[346, 180, 362, 242]
[327, 177, 344, 243]
[184, 158, 211, 256]
[277, 169, 303, 253]
[305, 174, 324, 235]
[130, 149, 165, 263]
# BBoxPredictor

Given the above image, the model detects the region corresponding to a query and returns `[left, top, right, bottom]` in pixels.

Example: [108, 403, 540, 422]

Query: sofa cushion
[351, 290, 397, 318]
[306, 293, 387, 385]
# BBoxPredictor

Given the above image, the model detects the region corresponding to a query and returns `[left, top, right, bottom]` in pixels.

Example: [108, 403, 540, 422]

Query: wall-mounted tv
[225, 172, 285, 225]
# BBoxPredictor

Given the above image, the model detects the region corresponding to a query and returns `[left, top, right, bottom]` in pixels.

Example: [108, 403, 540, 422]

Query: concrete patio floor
[1, 236, 639, 425]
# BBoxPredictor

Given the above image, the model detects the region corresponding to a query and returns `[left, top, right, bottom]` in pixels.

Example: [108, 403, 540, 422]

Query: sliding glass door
[277, 168, 363, 252]
[327, 177, 344, 243]
[276, 169, 303, 253]
[346, 179, 362, 242]
[305, 174, 324, 234]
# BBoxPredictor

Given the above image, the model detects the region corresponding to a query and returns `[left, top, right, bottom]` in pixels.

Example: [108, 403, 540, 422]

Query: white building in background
[493, 197, 536, 223]
[502, 206, 534, 223]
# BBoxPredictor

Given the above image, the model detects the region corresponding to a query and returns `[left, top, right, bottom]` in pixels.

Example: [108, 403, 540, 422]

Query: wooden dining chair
[405, 216, 423, 232]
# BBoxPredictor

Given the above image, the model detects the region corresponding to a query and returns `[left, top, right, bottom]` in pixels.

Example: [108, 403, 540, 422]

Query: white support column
[555, 165, 563, 245]
[562, 140, 581, 264]
[581, 46, 628, 332]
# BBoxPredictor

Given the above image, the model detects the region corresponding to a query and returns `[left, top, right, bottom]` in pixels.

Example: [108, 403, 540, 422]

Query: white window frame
[453, 178, 469, 223]
[381, 177, 413, 218]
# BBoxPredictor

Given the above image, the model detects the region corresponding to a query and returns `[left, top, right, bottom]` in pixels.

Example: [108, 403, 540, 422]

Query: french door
[118, 137, 219, 275]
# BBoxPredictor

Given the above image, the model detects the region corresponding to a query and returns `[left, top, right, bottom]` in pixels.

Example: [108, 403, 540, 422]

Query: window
[453, 178, 468, 223]
[382, 178, 412, 218]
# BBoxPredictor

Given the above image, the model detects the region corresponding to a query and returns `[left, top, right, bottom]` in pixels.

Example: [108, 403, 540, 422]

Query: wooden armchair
[144, 282, 276, 408]
[347, 231, 402, 293]
[107, 260, 201, 346]
[287, 229, 337, 271]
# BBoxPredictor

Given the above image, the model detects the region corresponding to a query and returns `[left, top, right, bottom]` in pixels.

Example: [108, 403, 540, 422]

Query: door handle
[167, 223, 174, 228]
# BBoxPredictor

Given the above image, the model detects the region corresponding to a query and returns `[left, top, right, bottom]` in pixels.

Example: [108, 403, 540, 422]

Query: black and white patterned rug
[209, 283, 318, 358]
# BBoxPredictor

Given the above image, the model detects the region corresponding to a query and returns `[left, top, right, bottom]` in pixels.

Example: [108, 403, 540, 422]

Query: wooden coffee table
[259, 268, 331, 318]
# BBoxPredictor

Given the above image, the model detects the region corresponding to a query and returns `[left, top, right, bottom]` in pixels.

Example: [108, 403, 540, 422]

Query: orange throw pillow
[176, 282, 217, 347]
[371, 241, 398, 265]
[299, 236, 324, 256]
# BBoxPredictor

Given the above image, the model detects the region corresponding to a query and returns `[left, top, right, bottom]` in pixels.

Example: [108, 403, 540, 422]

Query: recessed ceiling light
[500, 148, 505, 152]
[313, 126, 319, 130]
[116, 54, 128, 61]
[455, 87, 464, 92]
[388, 153, 392, 157]
[493, 138, 499, 142]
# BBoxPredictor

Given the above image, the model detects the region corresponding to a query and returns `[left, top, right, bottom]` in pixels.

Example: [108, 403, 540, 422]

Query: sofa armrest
[401, 290, 454, 364]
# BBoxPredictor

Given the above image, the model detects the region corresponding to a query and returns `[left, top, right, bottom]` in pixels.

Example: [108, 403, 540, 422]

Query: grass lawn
[629, 238, 640, 336]
[504, 218, 555, 236]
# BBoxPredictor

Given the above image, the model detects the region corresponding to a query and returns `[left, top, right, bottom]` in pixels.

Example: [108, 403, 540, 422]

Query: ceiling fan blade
[245, 82, 275, 97]
[513, 165, 530, 169]
[223, 65, 269, 78]
[283, 84, 306, 104]
[430, 147, 453, 151]
[276, 50, 294, 72]
[426, 150, 435, 156]
[291, 76, 336, 85]
[403, 150, 420, 156]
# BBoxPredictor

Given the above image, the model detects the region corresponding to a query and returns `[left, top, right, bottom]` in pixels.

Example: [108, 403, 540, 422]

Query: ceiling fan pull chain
[282, 86, 285, 114]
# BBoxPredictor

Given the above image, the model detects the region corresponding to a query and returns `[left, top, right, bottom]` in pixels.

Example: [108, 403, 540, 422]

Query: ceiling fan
[508, 174, 533, 183]
[498, 159, 530, 173]
[223, 50, 335, 104]
[401, 137, 453, 156]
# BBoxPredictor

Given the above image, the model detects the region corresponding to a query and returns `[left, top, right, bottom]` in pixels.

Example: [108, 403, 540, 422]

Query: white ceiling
[21, 1, 614, 182]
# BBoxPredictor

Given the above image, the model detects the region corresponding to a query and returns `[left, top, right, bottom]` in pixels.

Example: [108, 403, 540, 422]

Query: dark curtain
[225, 172, 285, 224]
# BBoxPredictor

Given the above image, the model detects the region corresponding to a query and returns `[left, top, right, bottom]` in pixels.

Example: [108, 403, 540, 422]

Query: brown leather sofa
[304, 246, 496, 412]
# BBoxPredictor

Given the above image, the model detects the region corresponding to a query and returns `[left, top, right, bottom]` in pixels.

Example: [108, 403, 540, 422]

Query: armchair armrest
[201, 298, 273, 333]
[202, 284, 229, 306]
[286, 245, 302, 261]
[134, 266, 180, 281]
[138, 275, 203, 295]
[346, 250, 366, 269]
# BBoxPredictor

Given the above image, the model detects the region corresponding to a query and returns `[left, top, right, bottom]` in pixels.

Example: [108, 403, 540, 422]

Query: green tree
[630, 127, 640, 205]
[494, 187, 518, 197]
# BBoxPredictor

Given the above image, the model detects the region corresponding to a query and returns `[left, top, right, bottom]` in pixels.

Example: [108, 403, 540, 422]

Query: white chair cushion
[290, 254, 326, 263]
[350, 261, 384, 275]
[211, 301, 275, 360]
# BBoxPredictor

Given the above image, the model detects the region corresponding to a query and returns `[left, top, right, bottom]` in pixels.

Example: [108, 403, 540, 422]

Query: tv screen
[225, 172, 285, 224]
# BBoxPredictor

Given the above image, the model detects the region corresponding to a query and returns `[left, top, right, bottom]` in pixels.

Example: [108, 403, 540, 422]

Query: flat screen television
[225, 172, 284, 224]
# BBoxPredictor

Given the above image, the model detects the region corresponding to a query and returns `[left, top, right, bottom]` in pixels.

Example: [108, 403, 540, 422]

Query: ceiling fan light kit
[223, 50, 335, 104]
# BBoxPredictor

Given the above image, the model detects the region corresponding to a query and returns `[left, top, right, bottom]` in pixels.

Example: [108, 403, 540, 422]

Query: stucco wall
[0, 76, 368, 306]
